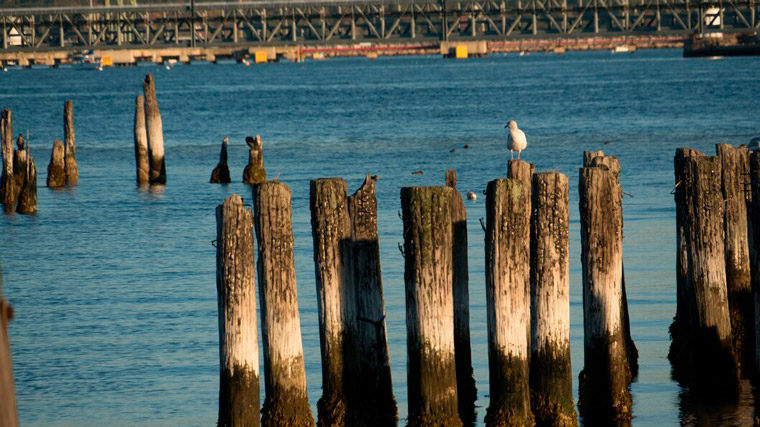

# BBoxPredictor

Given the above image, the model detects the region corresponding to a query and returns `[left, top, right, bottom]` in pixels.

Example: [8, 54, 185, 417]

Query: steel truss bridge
[0, 0, 758, 51]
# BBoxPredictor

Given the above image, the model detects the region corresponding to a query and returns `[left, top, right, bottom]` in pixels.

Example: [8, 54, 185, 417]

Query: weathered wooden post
[508, 159, 534, 185]
[445, 170, 476, 424]
[347, 175, 397, 426]
[484, 178, 534, 427]
[0, 110, 15, 212]
[63, 100, 78, 185]
[677, 154, 738, 394]
[210, 138, 231, 184]
[668, 148, 703, 379]
[16, 141, 37, 215]
[530, 172, 577, 426]
[133, 95, 149, 185]
[216, 194, 259, 427]
[0, 264, 18, 427]
[578, 163, 633, 424]
[309, 178, 356, 426]
[400, 186, 461, 427]
[12, 135, 26, 193]
[243, 135, 266, 184]
[750, 151, 760, 379]
[583, 151, 639, 377]
[716, 143, 753, 374]
[46, 140, 65, 188]
[252, 182, 314, 427]
[143, 74, 166, 184]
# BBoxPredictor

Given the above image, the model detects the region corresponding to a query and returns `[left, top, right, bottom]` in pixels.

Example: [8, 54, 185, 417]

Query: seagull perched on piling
[505, 120, 527, 160]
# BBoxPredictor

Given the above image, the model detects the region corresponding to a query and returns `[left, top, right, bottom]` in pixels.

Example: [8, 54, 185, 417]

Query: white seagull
[505, 120, 527, 160]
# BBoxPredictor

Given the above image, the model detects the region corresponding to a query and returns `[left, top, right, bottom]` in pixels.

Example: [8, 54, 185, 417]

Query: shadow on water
[678, 379, 755, 426]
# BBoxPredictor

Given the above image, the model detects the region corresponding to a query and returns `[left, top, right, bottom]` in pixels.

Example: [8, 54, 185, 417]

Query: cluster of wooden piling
[133, 74, 166, 185]
[1, 110, 38, 214]
[215, 176, 396, 426]
[669, 144, 756, 397]
[47, 100, 79, 189]
[213, 156, 644, 426]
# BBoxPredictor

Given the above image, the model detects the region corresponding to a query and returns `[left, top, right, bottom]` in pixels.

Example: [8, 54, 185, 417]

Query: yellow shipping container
[455, 45, 468, 59]
[101, 56, 113, 67]
[254, 51, 267, 64]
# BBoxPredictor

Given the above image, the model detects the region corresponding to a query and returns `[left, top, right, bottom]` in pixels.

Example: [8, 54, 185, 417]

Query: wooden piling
[133, 95, 149, 185]
[400, 186, 461, 427]
[578, 164, 632, 423]
[46, 139, 65, 188]
[716, 143, 753, 375]
[668, 148, 704, 380]
[243, 135, 266, 184]
[12, 135, 26, 194]
[583, 151, 639, 377]
[347, 174, 397, 426]
[16, 140, 36, 215]
[216, 194, 259, 427]
[445, 170, 477, 424]
[252, 182, 314, 427]
[677, 155, 738, 394]
[0, 110, 15, 212]
[309, 178, 356, 427]
[508, 159, 535, 185]
[529, 172, 577, 427]
[63, 100, 78, 185]
[484, 178, 534, 427]
[750, 151, 760, 379]
[142, 74, 166, 184]
[210, 138, 232, 184]
[0, 264, 18, 427]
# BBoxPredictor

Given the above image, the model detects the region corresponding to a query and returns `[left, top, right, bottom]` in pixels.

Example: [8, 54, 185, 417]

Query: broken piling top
[484, 178, 534, 427]
[507, 159, 535, 186]
[210, 138, 231, 184]
[530, 172, 577, 426]
[142, 73, 166, 184]
[243, 134, 266, 184]
[63, 100, 78, 185]
[252, 181, 314, 427]
[215, 194, 260, 427]
[47, 139, 65, 188]
[400, 186, 461, 427]
[133, 95, 149, 185]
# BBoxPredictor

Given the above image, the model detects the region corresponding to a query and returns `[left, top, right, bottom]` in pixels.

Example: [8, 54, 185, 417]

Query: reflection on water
[678, 380, 755, 426]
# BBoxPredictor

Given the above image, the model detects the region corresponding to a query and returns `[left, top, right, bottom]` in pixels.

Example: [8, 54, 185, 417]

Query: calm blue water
[0, 50, 758, 426]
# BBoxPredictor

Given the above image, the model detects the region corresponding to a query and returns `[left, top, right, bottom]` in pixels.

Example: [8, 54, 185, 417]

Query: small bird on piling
[505, 120, 527, 160]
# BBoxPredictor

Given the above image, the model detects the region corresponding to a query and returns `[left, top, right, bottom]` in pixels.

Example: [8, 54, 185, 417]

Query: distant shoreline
[0, 35, 686, 67]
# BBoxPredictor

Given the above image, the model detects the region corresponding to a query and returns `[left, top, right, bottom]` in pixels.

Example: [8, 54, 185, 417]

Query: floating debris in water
[412, 170, 423, 175]
[466, 191, 477, 201]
